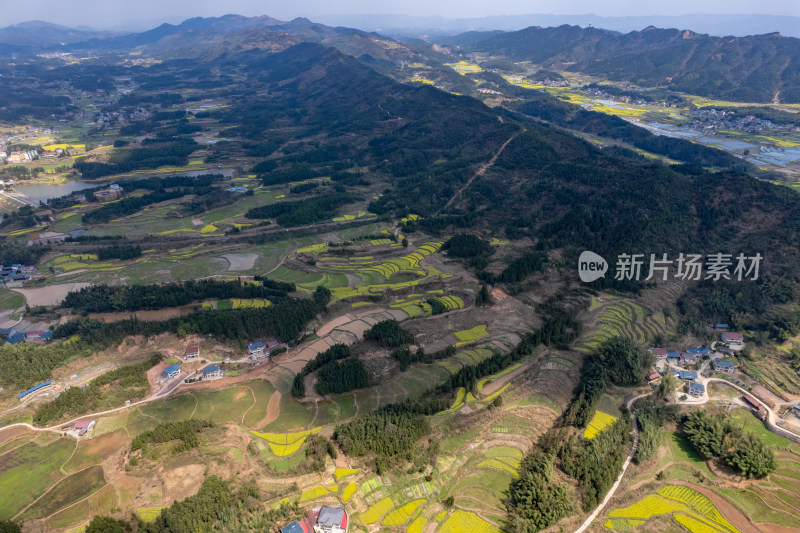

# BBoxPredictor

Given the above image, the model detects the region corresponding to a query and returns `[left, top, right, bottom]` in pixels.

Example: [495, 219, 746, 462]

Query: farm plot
[576, 296, 672, 353]
[606, 485, 739, 533]
[19, 465, 106, 521]
[584, 410, 619, 439]
[438, 509, 500, 533]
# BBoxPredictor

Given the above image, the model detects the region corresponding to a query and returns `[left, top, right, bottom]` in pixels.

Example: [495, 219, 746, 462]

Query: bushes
[131, 419, 215, 454]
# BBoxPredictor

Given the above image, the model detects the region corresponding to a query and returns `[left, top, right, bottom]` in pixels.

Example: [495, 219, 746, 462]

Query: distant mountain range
[315, 13, 800, 39]
[3, 15, 799, 103]
[465, 25, 800, 103]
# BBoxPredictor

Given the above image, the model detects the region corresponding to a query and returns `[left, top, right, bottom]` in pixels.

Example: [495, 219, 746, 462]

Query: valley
[0, 10, 800, 533]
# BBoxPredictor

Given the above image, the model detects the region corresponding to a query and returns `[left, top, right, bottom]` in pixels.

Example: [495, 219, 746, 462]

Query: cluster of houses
[650, 345, 711, 366]
[1, 328, 53, 345]
[248, 339, 285, 361]
[281, 506, 348, 533]
[0, 264, 37, 285]
[2, 150, 39, 163]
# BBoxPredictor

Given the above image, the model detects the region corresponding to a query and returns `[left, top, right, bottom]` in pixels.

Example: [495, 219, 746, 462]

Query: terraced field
[576, 289, 679, 353]
[606, 485, 739, 532]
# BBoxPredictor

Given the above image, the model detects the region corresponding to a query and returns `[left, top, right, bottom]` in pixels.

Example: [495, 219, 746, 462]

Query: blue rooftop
[7, 333, 25, 344]
[248, 340, 264, 351]
[203, 365, 220, 375]
[41, 331, 53, 339]
[18, 380, 53, 400]
[689, 382, 705, 392]
[715, 324, 729, 329]
[667, 351, 681, 358]
[714, 360, 735, 368]
[678, 371, 698, 380]
[687, 346, 711, 355]
[280, 522, 306, 533]
[162, 364, 180, 378]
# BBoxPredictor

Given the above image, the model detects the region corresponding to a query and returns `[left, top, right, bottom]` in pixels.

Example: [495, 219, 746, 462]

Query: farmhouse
[721, 332, 744, 345]
[161, 364, 180, 380]
[71, 418, 96, 436]
[687, 346, 711, 357]
[651, 348, 668, 358]
[712, 359, 736, 373]
[714, 323, 730, 330]
[667, 351, 681, 363]
[791, 404, 800, 419]
[681, 352, 699, 365]
[743, 395, 768, 419]
[183, 346, 201, 359]
[313, 506, 348, 533]
[677, 371, 698, 381]
[248, 340, 266, 359]
[647, 371, 661, 385]
[203, 365, 222, 379]
[688, 382, 705, 398]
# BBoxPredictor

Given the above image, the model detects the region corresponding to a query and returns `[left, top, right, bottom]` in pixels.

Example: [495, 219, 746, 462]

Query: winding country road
[573, 392, 649, 533]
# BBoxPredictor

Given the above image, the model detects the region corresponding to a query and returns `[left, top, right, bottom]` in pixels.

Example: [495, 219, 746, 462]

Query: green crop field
[0, 437, 75, 519]
[20, 465, 106, 521]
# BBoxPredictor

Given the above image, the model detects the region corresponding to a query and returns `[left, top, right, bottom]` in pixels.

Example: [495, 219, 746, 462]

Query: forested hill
[464, 25, 800, 103]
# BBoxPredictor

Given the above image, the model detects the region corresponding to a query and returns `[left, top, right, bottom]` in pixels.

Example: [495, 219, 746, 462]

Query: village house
[666, 351, 681, 364]
[651, 348, 668, 359]
[161, 364, 180, 380]
[247, 340, 266, 359]
[183, 346, 201, 359]
[647, 371, 662, 385]
[721, 332, 744, 346]
[71, 418, 96, 437]
[203, 365, 222, 379]
[677, 371, 698, 381]
[688, 382, 705, 398]
[313, 506, 348, 533]
[712, 359, 736, 374]
[280, 520, 313, 533]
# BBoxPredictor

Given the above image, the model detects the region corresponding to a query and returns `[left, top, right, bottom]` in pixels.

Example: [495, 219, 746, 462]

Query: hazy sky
[3, 0, 800, 28]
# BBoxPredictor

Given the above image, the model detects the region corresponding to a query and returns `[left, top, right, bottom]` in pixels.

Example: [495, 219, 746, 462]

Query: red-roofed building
[651, 348, 668, 358]
[183, 346, 201, 359]
[71, 417, 96, 436]
[721, 332, 744, 346]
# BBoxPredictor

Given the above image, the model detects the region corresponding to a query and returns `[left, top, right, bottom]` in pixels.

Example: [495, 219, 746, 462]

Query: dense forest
[0, 340, 93, 390]
[73, 137, 200, 178]
[561, 337, 652, 428]
[291, 343, 368, 396]
[682, 410, 775, 478]
[55, 296, 321, 347]
[63, 278, 290, 313]
[363, 320, 415, 347]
